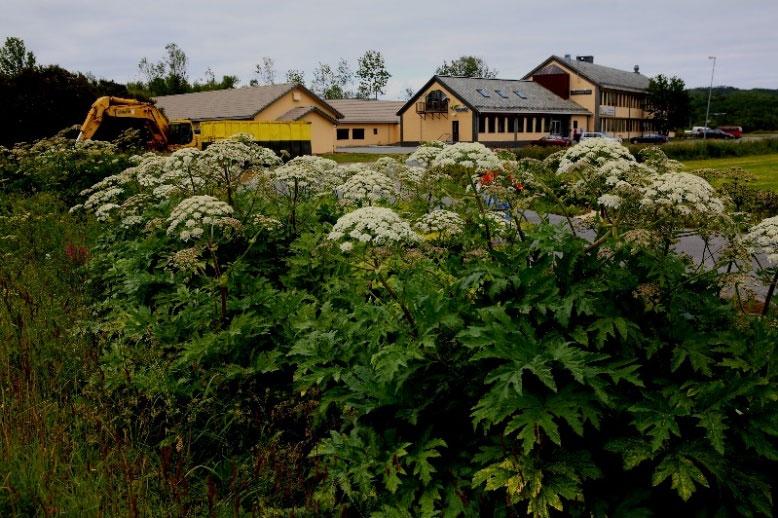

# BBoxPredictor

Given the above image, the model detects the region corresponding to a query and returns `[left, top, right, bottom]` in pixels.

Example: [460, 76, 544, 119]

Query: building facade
[328, 100, 403, 146]
[524, 55, 653, 139]
[154, 84, 343, 154]
[397, 75, 590, 146]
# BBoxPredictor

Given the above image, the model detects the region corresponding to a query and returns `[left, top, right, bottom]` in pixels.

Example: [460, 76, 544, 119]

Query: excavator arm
[77, 96, 172, 149]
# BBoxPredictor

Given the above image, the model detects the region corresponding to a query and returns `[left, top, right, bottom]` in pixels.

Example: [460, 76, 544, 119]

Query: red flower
[65, 243, 90, 265]
[513, 182, 525, 192]
[480, 170, 497, 185]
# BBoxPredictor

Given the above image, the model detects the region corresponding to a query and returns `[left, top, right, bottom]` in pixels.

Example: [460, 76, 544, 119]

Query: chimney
[576, 55, 594, 63]
[564, 53, 572, 60]
[634, 65, 640, 74]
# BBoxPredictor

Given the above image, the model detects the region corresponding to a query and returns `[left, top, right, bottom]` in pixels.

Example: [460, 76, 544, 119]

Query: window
[476, 88, 491, 98]
[513, 89, 527, 99]
[336, 128, 349, 140]
[373, 128, 378, 135]
[497, 116, 505, 133]
[352, 128, 365, 140]
[478, 115, 486, 133]
[517, 116, 525, 133]
[425, 90, 448, 112]
[495, 89, 509, 99]
[486, 116, 493, 133]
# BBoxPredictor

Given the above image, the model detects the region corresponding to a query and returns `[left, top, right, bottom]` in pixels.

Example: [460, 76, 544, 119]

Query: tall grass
[0, 194, 166, 516]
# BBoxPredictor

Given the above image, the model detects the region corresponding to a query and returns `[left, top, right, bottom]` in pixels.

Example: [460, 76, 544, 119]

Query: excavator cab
[167, 121, 195, 147]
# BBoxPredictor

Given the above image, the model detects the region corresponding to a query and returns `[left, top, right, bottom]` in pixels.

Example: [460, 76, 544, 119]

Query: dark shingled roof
[153, 83, 342, 122]
[327, 99, 404, 123]
[526, 56, 651, 93]
[433, 76, 591, 114]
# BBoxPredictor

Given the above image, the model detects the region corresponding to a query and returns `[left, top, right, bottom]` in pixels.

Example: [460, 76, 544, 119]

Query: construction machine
[77, 96, 312, 156]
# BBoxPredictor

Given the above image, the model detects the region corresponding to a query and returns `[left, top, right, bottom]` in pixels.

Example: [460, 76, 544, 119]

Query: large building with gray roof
[398, 55, 655, 146]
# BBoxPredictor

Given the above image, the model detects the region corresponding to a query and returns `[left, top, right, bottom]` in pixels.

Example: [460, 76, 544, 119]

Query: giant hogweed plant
[67, 137, 778, 515]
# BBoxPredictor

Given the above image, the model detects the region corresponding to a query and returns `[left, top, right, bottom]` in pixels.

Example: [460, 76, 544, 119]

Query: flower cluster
[557, 138, 635, 173]
[270, 155, 339, 196]
[406, 142, 447, 168]
[166, 195, 238, 242]
[431, 142, 502, 173]
[337, 170, 397, 205]
[414, 209, 465, 237]
[745, 216, 778, 265]
[640, 172, 725, 217]
[327, 207, 419, 249]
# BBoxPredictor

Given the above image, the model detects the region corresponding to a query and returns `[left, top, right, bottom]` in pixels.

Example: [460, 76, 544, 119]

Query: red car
[719, 126, 743, 138]
[534, 135, 571, 147]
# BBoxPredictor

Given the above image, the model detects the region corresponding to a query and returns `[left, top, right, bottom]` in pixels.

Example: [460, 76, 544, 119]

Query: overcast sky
[2, 0, 777, 98]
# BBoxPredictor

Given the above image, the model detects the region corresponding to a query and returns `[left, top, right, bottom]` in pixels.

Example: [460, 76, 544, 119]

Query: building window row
[336, 128, 370, 140]
[478, 115, 552, 134]
[600, 118, 649, 133]
[600, 90, 644, 109]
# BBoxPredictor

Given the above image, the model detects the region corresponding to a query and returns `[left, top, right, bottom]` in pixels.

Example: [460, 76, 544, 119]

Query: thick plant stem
[207, 244, 228, 326]
[373, 262, 417, 336]
[762, 269, 778, 316]
[468, 176, 494, 253]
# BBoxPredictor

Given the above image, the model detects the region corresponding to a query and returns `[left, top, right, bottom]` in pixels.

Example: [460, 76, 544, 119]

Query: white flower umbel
[167, 195, 237, 242]
[224, 134, 282, 167]
[745, 216, 778, 265]
[431, 142, 502, 173]
[270, 155, 340, 196]
[557, 138, 635, 173]
[414, 209, 465, 237]
[327, 207, 419, 248]
[406, 142, 447, 168]
[640, 172, 724, 217]
[337, 170, 397, 205]
[159, 147, 208, 194]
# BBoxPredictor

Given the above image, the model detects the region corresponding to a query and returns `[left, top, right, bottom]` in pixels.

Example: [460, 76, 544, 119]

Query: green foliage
[646, 74, 691, 134]
[356, 50, 391, 100]
[436, 56, 498, 78]
[0, 64, 132, 147]
[689, 86, 778, 132]
[2, 137, 777, 515]
[0, 36, 36, 77]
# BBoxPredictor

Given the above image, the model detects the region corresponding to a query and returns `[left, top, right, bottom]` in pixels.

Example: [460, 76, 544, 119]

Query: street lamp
[704, 56, 717, 140]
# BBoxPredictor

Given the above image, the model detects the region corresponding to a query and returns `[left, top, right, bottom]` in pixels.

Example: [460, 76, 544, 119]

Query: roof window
[494, 89, 509, 99]
[513, 89, 528, 99]
[475, 88, 490, 98]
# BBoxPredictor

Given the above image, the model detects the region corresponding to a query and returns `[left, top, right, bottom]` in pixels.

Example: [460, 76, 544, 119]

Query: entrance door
[550, 119, 561, 135]
[452, 120, 459, 142]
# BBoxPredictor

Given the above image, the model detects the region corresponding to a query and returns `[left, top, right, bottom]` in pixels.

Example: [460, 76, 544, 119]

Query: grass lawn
[682, 153, 778, 191]
[320, 152, 410, 164]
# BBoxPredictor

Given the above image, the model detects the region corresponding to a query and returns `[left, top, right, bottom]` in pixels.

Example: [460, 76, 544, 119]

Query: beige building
[524, 55, 653, 139]
[397, 75, 591, 146]
[328, 100, 403, 147]
[154, 84, 343, 154]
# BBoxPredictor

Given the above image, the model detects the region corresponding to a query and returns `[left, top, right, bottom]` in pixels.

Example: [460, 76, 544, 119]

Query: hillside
[688, 86, 778, 131]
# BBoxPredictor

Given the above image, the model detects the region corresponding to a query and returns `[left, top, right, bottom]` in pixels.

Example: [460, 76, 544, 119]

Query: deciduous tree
[436, 55, 497, 78]
[356, 50, 390, 100]
[646, 74, 691, 135]
[0, 36, 36, 77]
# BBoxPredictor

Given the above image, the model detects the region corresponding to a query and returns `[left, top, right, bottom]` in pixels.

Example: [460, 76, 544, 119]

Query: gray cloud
[2, 0, 776, 99]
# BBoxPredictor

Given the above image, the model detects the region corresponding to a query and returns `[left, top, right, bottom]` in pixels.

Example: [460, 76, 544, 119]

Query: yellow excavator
[77, 96, 312, 156]
[77, 96, 194, 150]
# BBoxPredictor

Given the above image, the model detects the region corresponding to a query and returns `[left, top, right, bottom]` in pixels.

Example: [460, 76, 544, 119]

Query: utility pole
[704, 56, 716, 140]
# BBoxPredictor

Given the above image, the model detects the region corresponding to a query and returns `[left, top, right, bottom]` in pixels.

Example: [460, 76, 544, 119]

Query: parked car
[630, 134, 669, 144]
[580, 132, 622, 143]
[534, 135, 571, 147]
[696, 128, 736, 140]
[719, 126, 743, 138]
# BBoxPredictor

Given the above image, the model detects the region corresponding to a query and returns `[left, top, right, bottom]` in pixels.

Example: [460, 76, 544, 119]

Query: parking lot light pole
[704, 56, 717, 140]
